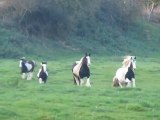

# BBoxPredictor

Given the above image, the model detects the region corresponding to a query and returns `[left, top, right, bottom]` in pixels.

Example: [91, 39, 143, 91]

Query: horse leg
[112, 77, 120, 87]
[112, 76, 116, 87]
[125, 78, 131, 87]
[74, 76, 80, 86]
[44, 79, 47, 83]
[28, 72, 33, 80]
[27, 72, 32, 80]
[114, 78, 123, 88]
[26, 73, 29, 80]
[73, 76, 77, 85]
[73, 76, 76, 84]
[132, 78, 136, 87]
[85, 78, 91, 87]
[21, 73, 26, 79]
[39, 78, 44, 83]
[30, 72, 33, 79]
[80, 79, 85, 86]
[118, 81, 123, 88]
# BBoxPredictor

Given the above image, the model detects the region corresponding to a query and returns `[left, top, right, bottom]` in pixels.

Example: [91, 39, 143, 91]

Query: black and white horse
[19, 57, 36, 80]
[112, 56, 136, 88]
[72, 53, 91, 87]
[37, 62, 48, 84]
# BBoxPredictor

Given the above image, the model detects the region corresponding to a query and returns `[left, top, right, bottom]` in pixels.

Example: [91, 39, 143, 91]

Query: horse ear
[134, 56, 136, 59]
[85, 52, 91, 56]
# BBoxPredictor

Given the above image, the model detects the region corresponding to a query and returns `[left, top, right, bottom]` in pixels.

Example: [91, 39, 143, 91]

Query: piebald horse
[37, 62, 48, 84]
[112, 56, 136, 88]
[72, 53, 91, 87]
[19, 57, 36, 80]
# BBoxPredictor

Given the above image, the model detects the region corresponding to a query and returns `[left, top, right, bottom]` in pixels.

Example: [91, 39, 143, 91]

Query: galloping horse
[112, 56, 136, 88]
[19, 57, 36, 80]
[37, 62, 48, 84]
[72, 53, 91, 87]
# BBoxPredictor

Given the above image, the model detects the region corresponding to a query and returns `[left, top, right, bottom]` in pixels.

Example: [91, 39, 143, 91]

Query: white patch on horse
[25, 63, 32, 71]
[86, 56, 91, 66]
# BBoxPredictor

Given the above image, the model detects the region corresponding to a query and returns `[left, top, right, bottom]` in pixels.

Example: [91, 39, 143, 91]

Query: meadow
[0, 56, 160, 120]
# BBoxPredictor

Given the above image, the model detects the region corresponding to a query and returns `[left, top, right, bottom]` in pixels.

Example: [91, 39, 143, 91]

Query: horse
[37, 62, 48, 84]
[19, 57, 36, 80]
[72, 53, 91, 87]
[112, 56, 136, 88]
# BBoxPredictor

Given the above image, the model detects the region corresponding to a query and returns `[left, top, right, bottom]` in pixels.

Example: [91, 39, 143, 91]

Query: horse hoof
[86, 84, 91, 87]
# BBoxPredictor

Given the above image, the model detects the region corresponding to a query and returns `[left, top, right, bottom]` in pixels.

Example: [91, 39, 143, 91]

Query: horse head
[131, 56, 136, 70]
[122, 56, 136, 70]
[41, 61, 47, 72]
[19, 57, 26, 68]
[85, 53, 91, 67]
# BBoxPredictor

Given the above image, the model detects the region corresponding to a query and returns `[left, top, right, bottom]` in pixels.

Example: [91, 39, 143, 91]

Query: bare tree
[141, 0, 160, 21]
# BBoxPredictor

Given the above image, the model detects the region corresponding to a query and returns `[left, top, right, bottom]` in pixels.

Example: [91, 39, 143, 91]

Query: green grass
[0, 56, 160, 120]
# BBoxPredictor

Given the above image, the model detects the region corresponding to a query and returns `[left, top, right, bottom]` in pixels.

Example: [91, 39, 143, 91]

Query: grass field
[0, 56, 160, 120]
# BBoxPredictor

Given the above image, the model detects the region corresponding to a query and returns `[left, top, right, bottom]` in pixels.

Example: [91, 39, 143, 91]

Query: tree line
[0, 0, 159, 39]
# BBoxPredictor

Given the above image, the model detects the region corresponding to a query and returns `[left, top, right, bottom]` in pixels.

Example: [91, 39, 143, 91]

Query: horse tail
[73, 76, 77, 85]
[112, 76, 119, 87]
[72, 62, 78, 85]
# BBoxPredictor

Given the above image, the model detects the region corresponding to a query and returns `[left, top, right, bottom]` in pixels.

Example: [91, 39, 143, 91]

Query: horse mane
[41, 66, 44, 71]
[122, 56, 132, 67]
[81, 56, 88, 66]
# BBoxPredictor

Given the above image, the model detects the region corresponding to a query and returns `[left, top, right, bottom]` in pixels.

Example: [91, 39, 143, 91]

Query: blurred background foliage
[0, 0, 160, 58]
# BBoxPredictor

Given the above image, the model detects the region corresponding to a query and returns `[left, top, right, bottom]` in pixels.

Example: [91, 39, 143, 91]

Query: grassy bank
[0, 20, 160, 59]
